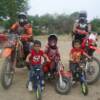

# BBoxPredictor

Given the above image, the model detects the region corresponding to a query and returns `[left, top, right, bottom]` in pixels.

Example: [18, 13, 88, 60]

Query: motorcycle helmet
[79, 11, 87, 23]
[18, 12, 28, 26]
[48, 34, 58, 49]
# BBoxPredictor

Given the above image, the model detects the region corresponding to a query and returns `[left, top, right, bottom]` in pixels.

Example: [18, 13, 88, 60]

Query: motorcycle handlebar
[75, 29, 88, 35]
[0, 34, 31, 40]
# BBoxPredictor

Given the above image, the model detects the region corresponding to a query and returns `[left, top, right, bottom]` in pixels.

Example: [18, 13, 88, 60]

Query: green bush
[2, 19, 15, 29]
[33, 29, 41, 36]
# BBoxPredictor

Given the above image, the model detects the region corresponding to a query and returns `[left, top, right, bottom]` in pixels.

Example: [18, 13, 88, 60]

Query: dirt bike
[0, 33, 30, 89]
[81, 34, 100, 84]
[73, 30, 100, 84]
[43, 61, 71, 95]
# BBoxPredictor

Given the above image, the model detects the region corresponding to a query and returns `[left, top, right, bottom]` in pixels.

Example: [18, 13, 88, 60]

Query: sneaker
[72, 80, 77, 86]
[41, 86, 45, 91]
[28, 82, 33, 92]
[48, 73, 51, 77]
[41, 80, 45, 91]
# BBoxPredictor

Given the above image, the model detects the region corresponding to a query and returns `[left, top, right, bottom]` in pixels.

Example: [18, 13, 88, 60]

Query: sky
[28, 0, 100, 20]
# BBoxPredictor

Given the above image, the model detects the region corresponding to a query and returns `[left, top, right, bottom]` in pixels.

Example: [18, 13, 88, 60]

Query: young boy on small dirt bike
[26, 40, 50, 92]
[43, 34, 61, 77]
[69, 40, 91, 83]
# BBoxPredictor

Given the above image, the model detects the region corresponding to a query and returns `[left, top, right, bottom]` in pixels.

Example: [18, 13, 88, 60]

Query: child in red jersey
[69, 40, 91, 83]
[26, 40, 50, 92]
[43, 34, 60, 75]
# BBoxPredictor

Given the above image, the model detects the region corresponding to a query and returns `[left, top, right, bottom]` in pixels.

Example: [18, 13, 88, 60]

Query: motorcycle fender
[61, 71, 72, 79]
[1, 48, 12, 58]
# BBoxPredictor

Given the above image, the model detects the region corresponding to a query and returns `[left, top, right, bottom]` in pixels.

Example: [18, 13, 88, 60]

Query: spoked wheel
[1, 58, 14, 89]
[81, 82, 88, 96]
[36, 84, 42, 100]
[55, 77, 71, 95]
[85, 57, 100, 84]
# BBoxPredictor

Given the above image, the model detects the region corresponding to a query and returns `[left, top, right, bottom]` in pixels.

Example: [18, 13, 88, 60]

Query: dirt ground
[0, 35, 100, 100]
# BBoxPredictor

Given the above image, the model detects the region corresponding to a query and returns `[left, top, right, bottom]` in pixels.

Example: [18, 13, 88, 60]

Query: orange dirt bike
[0, 33, 31, 89]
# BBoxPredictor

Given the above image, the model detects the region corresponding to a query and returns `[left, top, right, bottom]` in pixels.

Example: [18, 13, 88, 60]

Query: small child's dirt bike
[43, 61, 71, 95]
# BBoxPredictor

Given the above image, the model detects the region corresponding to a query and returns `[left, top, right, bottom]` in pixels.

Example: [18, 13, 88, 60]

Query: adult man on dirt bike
[72, 11, 91, 44]
[9, 12, 33, 64]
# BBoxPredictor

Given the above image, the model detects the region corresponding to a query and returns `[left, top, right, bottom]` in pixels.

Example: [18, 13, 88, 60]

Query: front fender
[1, 48, 12, 58]
[61, 71, 72, 79]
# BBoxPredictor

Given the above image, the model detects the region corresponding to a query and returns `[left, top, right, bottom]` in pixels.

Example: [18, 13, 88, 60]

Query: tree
[70, 12, 79, 21]
[0, 0, 29, 28]
[91, 18, 100, 34]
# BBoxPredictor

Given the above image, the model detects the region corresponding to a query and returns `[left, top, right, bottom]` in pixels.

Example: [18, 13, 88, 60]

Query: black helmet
[48, 34, 58, 48]
[18, 12, 28, 26]
[79, 11, 87, 18]
[79, 11, 87, 23]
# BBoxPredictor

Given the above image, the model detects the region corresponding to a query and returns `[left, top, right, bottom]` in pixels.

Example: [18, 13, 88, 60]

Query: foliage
[28, 12, 79, 35]
[0, 1, 100, 35]
[0, 0, 29, 27]
[91, 18, 100, 34]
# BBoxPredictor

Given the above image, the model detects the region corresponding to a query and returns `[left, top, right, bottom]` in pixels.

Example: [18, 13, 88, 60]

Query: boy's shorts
[69, 61, 80, 73]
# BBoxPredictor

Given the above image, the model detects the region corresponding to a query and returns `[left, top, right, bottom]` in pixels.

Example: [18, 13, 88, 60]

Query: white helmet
[18, 12, 28, 26]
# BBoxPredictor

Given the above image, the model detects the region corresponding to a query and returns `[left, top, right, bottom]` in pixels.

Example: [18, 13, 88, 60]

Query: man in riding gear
[10, 12, 33, 62]
[73, 11, 91, 44]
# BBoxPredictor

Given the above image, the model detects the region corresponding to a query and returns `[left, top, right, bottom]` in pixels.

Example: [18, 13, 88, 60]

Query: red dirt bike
[72, 30, 100, 84]
[0, 33, 30, 89]
[43, 61, 71, 95]
[81, 33, 100, 84]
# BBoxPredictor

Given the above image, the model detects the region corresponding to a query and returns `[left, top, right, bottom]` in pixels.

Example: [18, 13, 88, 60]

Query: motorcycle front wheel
[55, 77, 71, 95]
[1, 57, 14, 89]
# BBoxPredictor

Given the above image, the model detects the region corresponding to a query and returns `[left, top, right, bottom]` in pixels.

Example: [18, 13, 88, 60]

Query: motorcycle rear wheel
[85, 57, 100, 84]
